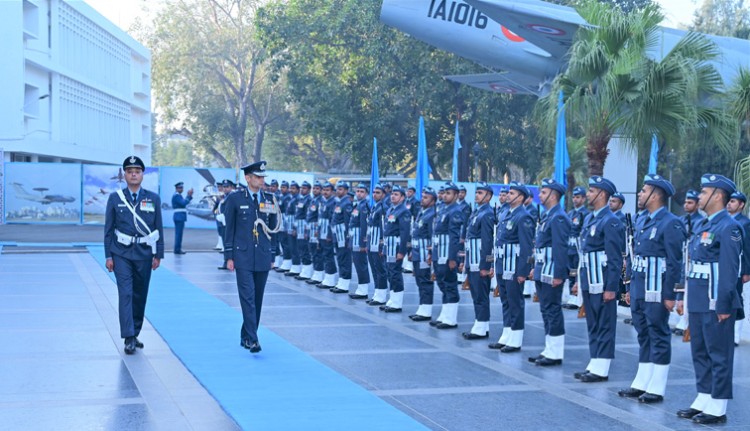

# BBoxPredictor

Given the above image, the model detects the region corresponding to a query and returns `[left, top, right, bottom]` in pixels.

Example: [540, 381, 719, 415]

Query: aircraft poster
[158, 167, 235, 229]
[82, 164, 159, 224]
[4, 163, 81, 224]
[0, 149, 4, 224]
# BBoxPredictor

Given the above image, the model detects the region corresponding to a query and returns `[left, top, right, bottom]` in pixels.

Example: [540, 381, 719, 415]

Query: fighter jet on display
[110, 168, 125, 183]
[380, 0, 750, 96]
[12, 183, 76, 205]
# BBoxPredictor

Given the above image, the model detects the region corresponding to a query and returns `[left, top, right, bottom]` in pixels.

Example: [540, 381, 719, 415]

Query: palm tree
[536, 0, 738, 176]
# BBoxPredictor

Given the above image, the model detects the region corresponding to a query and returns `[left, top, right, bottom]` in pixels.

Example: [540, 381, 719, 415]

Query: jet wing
[466, 0, 589, 60]
[444, 72, 546, 96]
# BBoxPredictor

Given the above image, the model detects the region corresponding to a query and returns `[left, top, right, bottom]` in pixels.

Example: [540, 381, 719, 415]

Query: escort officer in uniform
[456, 185, 473, 285]
[674, 189, 705, 335]
[429, 182, 464, 328]
[277, 181, 294, 272]
[283, 181, 301, 276]
[618, 174, 685, 402]
[212, 182, 225, 251]
[462, 182, 496, 337]
[527, 179, 571, 366]
[522, 188, 540, 298]
[497, 185, 510, 218]
[379, 185, 412, 312]
[347, 183, 372, 299]
[487, 181, 534, 351]
[677, 174, 742, 424]
[609, 192, 627, 223]
[216, 180, 235, 270]
[104, 156, 164, 354]
[171, 181, 193, 254]
[436, 185, 446, 214]
[409, 186, 437, 320]
[403, 186, 421, 274]
[223, 161, 280, 354]
[331, 182, 354, 293]
[564, 186, 590, 310]
[382, 182, 393, 209]
[319, 182, 339, 288]
[573, 176, 625, 382]
[727, 191, 749, 345]
[367, 184, 389, 305]
[305, 182, 325, 285]
[294, 181, 314, 280]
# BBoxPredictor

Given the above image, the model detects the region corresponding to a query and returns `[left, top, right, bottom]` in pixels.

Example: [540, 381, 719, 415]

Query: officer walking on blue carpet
[172, 181, 193, 254]
[104, 156, 164, 355]
[223, 161, 280, 354]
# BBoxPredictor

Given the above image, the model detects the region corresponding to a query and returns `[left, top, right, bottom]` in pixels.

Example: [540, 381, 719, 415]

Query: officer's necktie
[252, 193, 259, 206]
[132, 192, 137, 204]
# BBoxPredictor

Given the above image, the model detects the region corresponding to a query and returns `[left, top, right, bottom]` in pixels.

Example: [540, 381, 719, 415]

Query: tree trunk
[253, 123, 265, 162]
[586, 133, 611, 176]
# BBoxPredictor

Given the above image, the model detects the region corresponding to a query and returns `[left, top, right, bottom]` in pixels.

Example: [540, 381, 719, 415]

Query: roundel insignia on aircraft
[501, 26, 525, 43]
[489, 84, 517, 94]
[525, 24, 566, 36]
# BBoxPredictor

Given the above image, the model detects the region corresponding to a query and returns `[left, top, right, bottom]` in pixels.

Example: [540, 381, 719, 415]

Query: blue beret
[612, 192, 625, 204]
[174, 182, 184, 188]
[270, 179, 279, 186]
[313, 181, 322, 188]
[458, 185, 467, 192]
[541, 178, 566, 196]
[281, 180, 289, 187]
[422, 186, 437, 198]
[476, 182, 493, 193]
[438, 185, 445, 192]
[321, 181, 333, 189]
[221, 179, 235, 187]
[407, 185, 416, 192]
[336, 181, 349, 189]
[241, 160, 268, 177]
[643, 173, 675, 197]
[123, 155, 145, 171]
[499, 185, 509, 193]
[701, 174, 736, 194]
[509, 181, 528, 197]
[391, 185, 406, 195]
[301, 181, 311, 188]
[685, 189, 699, 201]
[444, 182, 459, 192]
[572, 186, 586, 196]
[731, 191, 747, 202]
[290, 181, 299, 188]
[588, 176, 616, 196]
[373, 183, 384, 192]
[355, 182, 369, 192]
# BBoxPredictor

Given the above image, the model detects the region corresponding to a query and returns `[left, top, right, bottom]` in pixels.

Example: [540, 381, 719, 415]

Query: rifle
[619, 213, 635, 306]
[678, 217, 693, 342]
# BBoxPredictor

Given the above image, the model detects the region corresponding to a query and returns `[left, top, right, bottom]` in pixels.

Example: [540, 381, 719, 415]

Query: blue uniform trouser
[630, 299, 671, 364]
[336, 245, 352, 279]
[174, 220, 185, 252]
[310, 241, 323, 272]
[234, 267, 268, 345]
[386, 258, 404, 292]
[413, 262, 433, 305]
[352, 250, 370, 284]
[536, 280, 565, 336]
[469, 271, 491, 322]
[737, 278, 746, 320]
[290, 233, 301, 266]
[297, 236, 311, 265]
[218, 224, 227, 265]
[568, 248, 579, 286]
[434, 263, 459, 303]
[582, 291, 617, 359]
[368, 251, 387, 291]
[112, 254, 152, 339]
[690, 312, 736, 399]
[498, 276, 525, 330]
[282, 233, 293, 260]
[322, 240, 336, 274]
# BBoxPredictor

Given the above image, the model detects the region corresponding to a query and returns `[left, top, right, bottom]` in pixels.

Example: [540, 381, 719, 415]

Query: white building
[0, 0, 151, 165]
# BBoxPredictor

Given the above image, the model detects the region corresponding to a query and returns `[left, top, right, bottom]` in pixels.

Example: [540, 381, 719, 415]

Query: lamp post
[666, 148, 677, 211]
[472, 141, 480, 182]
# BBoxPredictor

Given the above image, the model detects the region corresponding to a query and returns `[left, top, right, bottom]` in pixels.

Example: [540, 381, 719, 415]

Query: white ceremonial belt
[115, 229, 148, 245]
[174, 209, 187, 213]
[689, 262, 711, 274]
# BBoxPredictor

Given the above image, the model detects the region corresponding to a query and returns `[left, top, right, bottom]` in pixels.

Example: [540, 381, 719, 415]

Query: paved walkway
[1, 225, 749, 430]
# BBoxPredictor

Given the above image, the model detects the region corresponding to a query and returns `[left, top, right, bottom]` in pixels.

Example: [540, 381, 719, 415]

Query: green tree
[148, 0, 285, 168]
[691, 0, 750, 39]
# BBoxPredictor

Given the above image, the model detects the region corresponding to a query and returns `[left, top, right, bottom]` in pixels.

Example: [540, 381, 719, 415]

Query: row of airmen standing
[263, 173, 744, 426]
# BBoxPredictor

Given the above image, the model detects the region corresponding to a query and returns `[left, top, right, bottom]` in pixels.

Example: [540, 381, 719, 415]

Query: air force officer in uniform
[223, 161, 280, 354]
[104, 156, 164, 354]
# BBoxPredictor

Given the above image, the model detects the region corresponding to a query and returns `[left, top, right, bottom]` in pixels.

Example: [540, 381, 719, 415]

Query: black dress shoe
[241, 340, 251, 349]
[562, 304, 579, 310]
[318, 284, 333, 289]
[462, 331, 489, 340]
[618, 388, 645, 398]
[349, 294, 368, 300]
[573, 371, 588, 379]
[535, 357, 562, 366]
[274, 267, 288, 273]
[500, 345, 521, 353]
[294, 275, 309, 280]
[409, 314, 431, 321]
[368, 300, 386, 306]
[217, 266, 228, 270]
[528, 355, 543, 363]
[284, 272, 299, 277]
[488, 343, 506, 350]
[382, 306, 402, 313]
[579, 373, 608, 383]
[676, 408, 702, 419]
[305, 279, 319, 284]
[638, 393, 663, 404]
[672, 328, 684, 336]
[134, 337, 144, 349]
[692, 413, 726, 424]
[330, 287, 348, 294]
[435, 322, 457, 329]
[249, 342, 262, 354]
[429, 320, 441, 327]
[623, 318, 632, 324]
[124, 337, 136, 354]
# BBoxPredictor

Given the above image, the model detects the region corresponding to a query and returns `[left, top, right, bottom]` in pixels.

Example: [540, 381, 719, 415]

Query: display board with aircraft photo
[4, 163, 81, 224]
[82, 164, 160, 224]
[158, 167, 236, 229]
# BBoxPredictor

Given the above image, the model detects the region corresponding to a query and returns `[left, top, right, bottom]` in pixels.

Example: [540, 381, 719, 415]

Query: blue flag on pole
[370, 137, 379, 205]
[452, 120, 461, 183]
[416, 116, 432, 194]
[648, 134, 659, 174]
[554, 91, 570, 190]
